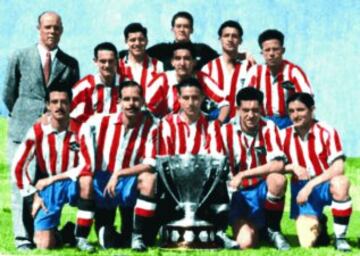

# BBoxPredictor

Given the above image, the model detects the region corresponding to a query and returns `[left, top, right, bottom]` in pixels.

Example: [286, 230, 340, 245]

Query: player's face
[47, 91, 70, 121]
[178, 86, 204, 118]
[119, 86, 144, 119]
[126, 32, 148, 58]
[171, 49, 195, 78]
[38, 13, 63, 50]
[261, 39, 285, 68]
[172, 17, 193, 42]
[220, 27, 241, 53]
[94, 50, 117, 81]
[238, 100, 261, 133]
[288, 100, 313, 131]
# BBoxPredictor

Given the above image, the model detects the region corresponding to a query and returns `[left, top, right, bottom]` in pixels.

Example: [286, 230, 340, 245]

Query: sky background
[0, 0, 359, 156]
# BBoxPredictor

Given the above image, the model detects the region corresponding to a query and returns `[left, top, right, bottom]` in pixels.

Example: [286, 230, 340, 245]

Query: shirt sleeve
[11, 127, 37, 197]
[264, 122, 286, 162]
[198, 72, 229, 108]
[142, 123, 158, 168]
[291, 65, 313, 95]
[326, 127, 345, 165]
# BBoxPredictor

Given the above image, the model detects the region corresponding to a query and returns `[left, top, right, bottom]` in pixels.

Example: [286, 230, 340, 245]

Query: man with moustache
[3, 11, 79, 250]
[76, 81, 158, 250]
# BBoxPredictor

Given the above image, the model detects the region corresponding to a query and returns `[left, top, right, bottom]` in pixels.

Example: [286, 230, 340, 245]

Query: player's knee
[34, 231, 56, 249]
[79, 175, 93, 198]
[330, 175, 350, 200]
[296, 215, 320, 248]
[267, 173, 287, 195]
[137, 172, 156, 195]
[236, 225, 256, 249]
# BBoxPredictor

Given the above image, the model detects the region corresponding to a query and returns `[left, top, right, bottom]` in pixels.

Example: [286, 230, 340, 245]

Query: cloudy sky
[0, 0, 359, 155]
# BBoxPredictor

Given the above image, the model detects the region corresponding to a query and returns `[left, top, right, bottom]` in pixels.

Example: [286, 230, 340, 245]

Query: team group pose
[3, 9, 353, 253]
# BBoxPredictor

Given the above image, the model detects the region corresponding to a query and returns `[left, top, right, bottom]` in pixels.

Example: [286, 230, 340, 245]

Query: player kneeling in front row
[132, 77, 237, 251]
[11, 84, 93, 251]
[222, 87, 290, 250]
[282, 93, 352, 251]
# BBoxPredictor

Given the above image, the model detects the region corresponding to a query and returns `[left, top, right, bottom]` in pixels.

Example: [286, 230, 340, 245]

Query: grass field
[0, 117, 359, 255]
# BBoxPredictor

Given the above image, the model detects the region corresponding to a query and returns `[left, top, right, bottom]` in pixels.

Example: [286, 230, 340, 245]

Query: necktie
[44, 51, 51, 86]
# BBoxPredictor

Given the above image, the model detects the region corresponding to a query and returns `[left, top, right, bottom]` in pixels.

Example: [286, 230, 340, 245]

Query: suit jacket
[3, 44, 79, 143]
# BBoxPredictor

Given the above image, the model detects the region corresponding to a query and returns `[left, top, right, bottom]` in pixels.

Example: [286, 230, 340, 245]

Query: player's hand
[35, 177, 53, 191]
[37, 112, 51, 125]
[103, 173, 119, 198]
[293, 165, 310, 180]
[296, 185, 313, 205]
[230, 172, 243, 189]
[31, 193, 47, 217]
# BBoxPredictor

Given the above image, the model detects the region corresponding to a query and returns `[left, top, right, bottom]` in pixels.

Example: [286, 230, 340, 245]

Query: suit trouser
[8, 139, 34, 248]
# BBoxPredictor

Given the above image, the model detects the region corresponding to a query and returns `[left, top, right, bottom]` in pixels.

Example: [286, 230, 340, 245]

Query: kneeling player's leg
[232, 220, 258, 249]
[296, 215, 320, 247]
[34, 230, 56, 249]
[265, 173, 287, 232]
[330, 175, 352, 239]
[133, 172, 157, 249]
[75, 176, 95, 240]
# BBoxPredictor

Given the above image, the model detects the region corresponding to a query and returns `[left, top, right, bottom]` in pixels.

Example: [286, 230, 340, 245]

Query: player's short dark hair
[118, 80, 144, 99]
[236, 87, 264, 106]
[45, 83, 73, 102]
[177, 77, 203, 95]
[172, 42, 196, 59]
[217, 20, 243, 38]
[286, 92, 314, 109]
[171, 11, 193, 29]
[258, 29, 284, 48]
[94, 42, 118, 59]
[124, 22, 147, 40]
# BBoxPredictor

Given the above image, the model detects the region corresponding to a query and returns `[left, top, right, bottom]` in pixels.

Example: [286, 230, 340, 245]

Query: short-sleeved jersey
[281, 121, 344, 179]
[11, 123, 80, 197]
[70, 74, 121, 133]
[244, 60, 312, 117]
[146, 70, 229, 118]
[78, 111, 158, 176]
[118, 54, 163, 95]
[158, 112, 224, 156]
[202, 56, 252, 118]
[222, 118, 285, 188]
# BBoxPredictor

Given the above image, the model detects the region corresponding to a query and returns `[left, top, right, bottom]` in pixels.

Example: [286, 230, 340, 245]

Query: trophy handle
[158, 162, 181, 206]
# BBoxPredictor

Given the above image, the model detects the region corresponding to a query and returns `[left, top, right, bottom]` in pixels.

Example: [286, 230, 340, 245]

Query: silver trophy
[156, 154, 228, 248]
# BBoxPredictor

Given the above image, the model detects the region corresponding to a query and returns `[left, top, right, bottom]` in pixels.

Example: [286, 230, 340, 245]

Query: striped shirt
[78, 111, 158, 176]
[222, 118, 285, 188]
[118, 54, 163, 95]
[281, 121, 344, 178]
[244, 60, 312, 117]
[146, 70, 229, 118]
[11, 123, 80, 197]
[70, 73, 121, 133]
[202, 56, 252, 118]
[158, 113, 224, 155]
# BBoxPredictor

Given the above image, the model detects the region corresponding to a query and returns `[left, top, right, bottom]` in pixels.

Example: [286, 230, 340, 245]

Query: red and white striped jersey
[11, 123, 80, 197]
[146, 70, 229, 118]
[202, 56, 252, 118]
[158, 112, 224, 156]
[70, 74, 121, 133]
[78, 111, 158, 176]
[244, 60, 312, 117]
[281, 121, 344, 178]
[118, 54, 163, 95]
[222, 118, 285, 188]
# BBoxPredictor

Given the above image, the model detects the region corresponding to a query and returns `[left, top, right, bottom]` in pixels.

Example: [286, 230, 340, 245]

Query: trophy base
[160, 220, 220, 249]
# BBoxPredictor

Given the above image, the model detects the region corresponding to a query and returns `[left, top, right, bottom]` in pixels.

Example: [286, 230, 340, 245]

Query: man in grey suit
[2, 11, 79, 250]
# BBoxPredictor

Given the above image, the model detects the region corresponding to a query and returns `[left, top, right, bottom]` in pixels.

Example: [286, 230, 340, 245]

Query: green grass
[0, 117, 359, 255]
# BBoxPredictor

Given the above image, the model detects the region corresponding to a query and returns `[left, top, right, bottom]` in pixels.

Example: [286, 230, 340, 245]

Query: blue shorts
[290, 180, 331, 219]
[229, 181, 267, 229]
[35, 180, 78, 231]
[266, 115, 292, 129]
[93, 171, 137, 209]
